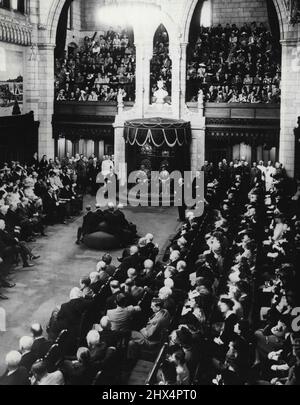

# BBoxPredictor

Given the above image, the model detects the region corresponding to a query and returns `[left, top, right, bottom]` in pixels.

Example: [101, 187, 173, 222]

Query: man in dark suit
[0, 219, 34, 268]
[94, 204, 105, 228]
[55, 288, 93, 340]
[102, 253, 116, 277]
[17, 198, 46, 238]
[173, 260, 190, 292]
[30, 324, 52, 361]
[19, 336, 37, 372]
[42, 188, 66, 224]
[76, 206, 95, 244]
[105, 280, 121, 310]
[5, 204, 21, 233]
[61, 168, 73, 188]
[0, 351, 30, 385]
[116, 246, 144, 283]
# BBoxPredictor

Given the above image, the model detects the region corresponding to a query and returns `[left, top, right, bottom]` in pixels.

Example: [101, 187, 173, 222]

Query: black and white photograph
[0, 0, 300, 390]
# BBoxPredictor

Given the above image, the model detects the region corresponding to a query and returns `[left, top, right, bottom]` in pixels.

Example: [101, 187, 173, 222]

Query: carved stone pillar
[179, 42, 188, 117]
[133, 42, 144, 117]
[37, 43, 55, 158]
[279, 39, 300, 177]
[170, 43, 181, 118]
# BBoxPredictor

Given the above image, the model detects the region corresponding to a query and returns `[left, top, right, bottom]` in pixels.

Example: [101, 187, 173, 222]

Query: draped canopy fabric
[124, 118, 191, 148]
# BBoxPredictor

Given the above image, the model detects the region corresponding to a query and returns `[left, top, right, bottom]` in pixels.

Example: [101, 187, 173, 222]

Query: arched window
[150, 24, 172, 104]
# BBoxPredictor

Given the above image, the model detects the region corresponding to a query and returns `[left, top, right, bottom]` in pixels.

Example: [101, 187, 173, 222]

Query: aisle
[0, 201, 178, 374]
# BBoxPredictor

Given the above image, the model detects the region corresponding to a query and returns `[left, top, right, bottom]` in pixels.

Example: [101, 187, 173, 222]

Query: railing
[54, 101, 135, 117]
[187, 102, 280, 120]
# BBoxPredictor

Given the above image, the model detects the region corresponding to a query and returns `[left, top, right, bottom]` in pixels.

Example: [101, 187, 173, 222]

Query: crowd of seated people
[55, 28, 136, 103]
[187, 22, 281, 104]
[0, 153, 86, 300]
[150, 25, 172, 100]
[1, 156, 299, 385]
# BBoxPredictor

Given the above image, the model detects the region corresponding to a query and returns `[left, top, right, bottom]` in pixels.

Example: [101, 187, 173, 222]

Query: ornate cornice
[0, 14, 32, 46]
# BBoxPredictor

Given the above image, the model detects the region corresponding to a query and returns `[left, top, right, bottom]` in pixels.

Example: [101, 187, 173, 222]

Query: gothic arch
[181, 0, 289, 43]
[46, 0, 180, 47]
[46, 0, 66, 45]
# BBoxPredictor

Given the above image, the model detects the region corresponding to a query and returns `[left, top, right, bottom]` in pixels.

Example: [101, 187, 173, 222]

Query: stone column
[190, 128, 205, 172]
[143, 43, 153, 109]
[114, 123, 126, 186]
[134, 42, 145, 117]
[170, 43, 181, 118]
[37, 43, 55, 159]
[279, 39, 300, 177]
[23, 45, 40, 116]
[179, 42, 188, 117]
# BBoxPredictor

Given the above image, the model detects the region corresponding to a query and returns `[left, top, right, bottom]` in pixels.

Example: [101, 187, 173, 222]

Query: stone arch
[47, 0, 180, 47]
[181, 0, 289, 43]
[46, 0, 67, 45]
[152, 11, 179, 47]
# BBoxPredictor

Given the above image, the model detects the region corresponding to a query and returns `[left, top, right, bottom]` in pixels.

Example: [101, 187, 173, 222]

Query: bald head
[127, 268, 137, 280]
[130, 245, 139, 256]
[5, 351, 21, 371]
[86, 330, 100, 348]
[99, 316, 111, 331]
[144, 260, 154, 270]
[19, 336, 34, 353]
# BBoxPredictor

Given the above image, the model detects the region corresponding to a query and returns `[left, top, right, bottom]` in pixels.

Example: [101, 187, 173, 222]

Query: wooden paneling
[54, 101, 134, 117]
[186, 102, 280, 121]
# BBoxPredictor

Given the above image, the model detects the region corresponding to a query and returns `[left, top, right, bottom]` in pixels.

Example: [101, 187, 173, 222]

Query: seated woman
[168, 348, 190, 385]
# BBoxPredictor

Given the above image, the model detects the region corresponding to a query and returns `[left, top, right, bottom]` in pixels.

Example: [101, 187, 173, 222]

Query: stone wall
[212, 0, 269, 26]
[66, 0, 82, 45]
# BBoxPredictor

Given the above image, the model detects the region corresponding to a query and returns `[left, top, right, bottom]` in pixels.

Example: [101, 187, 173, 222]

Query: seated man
[107, 293, 141, 332]
[16, 198, 46, 239]
[0, 351, 30, 385]
[104, 203, 137, 245]
[0, 256, 15, 300]
[128, 298, 171, 359]
[101, 253, 116, 277]
[94, 316, 128, 348]
[0, 219, 34, 269]
[76, 205, 94, 244]
[19, 336, 36, 373]
[86, 330, 118, 372]
[60, 347, 94, 386]
[42, 188, 67, 225]
[54, 288, 93, 348]
[136, 259, 155, 289]
[30, 324, 52, 361]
